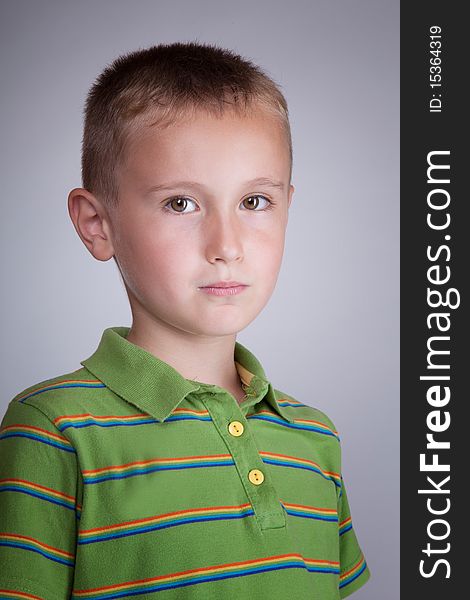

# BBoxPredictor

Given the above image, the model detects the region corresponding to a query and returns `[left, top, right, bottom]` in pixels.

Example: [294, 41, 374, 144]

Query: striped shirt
[0, 326, 370, 599]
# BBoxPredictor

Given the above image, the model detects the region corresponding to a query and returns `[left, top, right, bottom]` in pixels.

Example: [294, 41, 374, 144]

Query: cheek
[124, 229, 196, 291]
[250, 227, 286, 270]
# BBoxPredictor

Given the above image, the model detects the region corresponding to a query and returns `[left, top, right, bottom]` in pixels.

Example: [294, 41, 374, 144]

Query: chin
[191, 315, 256, 338]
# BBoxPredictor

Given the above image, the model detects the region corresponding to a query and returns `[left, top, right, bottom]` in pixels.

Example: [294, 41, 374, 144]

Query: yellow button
[248, 469, 264, 485]
[228, 421, 244, 437]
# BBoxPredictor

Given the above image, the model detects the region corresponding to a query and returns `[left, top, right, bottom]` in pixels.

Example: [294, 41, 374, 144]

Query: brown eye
[242, 195, 271, 210]
[164, 196, 197, 214]
[170, 197, 187, 212]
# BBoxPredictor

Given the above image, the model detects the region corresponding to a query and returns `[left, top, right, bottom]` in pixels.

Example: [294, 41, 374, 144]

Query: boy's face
[107, 107, 294, 338]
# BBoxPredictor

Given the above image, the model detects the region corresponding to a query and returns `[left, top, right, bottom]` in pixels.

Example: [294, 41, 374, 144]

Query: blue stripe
[71, 561, 339, 599]
[261, 457, 341, 488]
[0, 541, 74, 567]
[166, 415, 212, 423]
[285, 509, 338, 522]
[84, 460, 235, 484]
[0, 486, 75, 510]
[58, 418, 158, 431]
[339, 561, 367, 588]
[79, 511, 255, 544]
[19, 383, 105, 403]
[0, 432, 75, 453]
[249, 415, 339, 439]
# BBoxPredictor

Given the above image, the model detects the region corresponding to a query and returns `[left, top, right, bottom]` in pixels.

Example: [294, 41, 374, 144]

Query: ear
[287, 183, 295, 209]
[67, 188, 115, 261]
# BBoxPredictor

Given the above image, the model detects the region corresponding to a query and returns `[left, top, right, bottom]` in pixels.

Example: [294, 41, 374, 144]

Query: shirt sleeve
[0, 399, 79, 599]
[337, 475, 371, 598]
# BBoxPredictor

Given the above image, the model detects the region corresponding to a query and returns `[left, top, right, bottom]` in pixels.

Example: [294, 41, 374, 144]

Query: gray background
[0, 1, 399, 598]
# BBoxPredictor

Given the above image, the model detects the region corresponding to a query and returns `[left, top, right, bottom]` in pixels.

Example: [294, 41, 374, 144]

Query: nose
[204, 210, 244, 264]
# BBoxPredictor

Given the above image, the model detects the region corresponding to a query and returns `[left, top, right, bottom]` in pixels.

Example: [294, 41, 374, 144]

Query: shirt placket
[200, 382, 286, 532]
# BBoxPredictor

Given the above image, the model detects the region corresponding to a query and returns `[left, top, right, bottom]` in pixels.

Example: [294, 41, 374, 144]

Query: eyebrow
[144, 177, 285, 195]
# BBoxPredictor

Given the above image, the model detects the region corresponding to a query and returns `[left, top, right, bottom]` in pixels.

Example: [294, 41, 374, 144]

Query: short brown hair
[81, 41, 292, 206]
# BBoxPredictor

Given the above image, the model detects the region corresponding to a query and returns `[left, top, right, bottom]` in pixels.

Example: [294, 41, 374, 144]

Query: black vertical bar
[401, 2, 466, 597]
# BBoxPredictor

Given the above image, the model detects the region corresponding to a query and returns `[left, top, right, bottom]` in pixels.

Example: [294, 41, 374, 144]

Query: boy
[0, 42, 370, 599]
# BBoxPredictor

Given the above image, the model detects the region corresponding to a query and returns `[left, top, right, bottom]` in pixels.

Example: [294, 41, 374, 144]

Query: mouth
[198, 281, 249, 296]
[201, 281, 246, 288]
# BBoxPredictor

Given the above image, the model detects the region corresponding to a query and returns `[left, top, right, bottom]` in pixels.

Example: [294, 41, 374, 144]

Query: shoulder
[6, 366, 107, 423]
[270, 386, 343, 478]
[271, 385, 340, 438]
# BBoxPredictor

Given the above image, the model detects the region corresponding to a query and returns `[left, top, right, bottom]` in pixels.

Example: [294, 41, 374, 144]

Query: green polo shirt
[0, 326, 370, 599]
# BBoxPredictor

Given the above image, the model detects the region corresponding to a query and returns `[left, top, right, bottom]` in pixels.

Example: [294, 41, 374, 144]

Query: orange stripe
[341, 555, 364, 579]
[53, 413, 150, 425]
[0, 590, 45, 600]
[172, 408, 209, 415]
[81, 502, 252, 534]
[1, 532, 75, 559]
[83, 453, 232, 475]
[0, 424, 69, 444]
[282, 500, 337, 514]
[55, 413, 146, 420]
[294, 418, 339, 433]
[0, 478, 75, 501]
[16, 380, 102, 400]
[75, 553, 338, 594]
[261, 451, 340, 478]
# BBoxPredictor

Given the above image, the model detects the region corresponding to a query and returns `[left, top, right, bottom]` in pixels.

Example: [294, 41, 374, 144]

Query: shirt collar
[81, 327, 294, 424]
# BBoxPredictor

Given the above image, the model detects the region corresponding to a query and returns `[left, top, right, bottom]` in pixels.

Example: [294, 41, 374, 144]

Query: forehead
[119, 107, 290, 188]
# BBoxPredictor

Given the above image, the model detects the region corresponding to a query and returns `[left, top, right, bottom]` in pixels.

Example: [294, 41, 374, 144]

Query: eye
[163, 196, 198, 214]
[163, 194, 274, 214]
[241, 195, 274, 211]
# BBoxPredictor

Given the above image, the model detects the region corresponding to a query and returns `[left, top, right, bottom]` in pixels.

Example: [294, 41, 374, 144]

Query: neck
[126, 314, 245, 400]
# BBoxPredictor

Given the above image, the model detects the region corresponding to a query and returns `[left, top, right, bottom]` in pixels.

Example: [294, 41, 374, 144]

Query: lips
[199, 281, 248, 296]
[201, 281, 246, 288]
